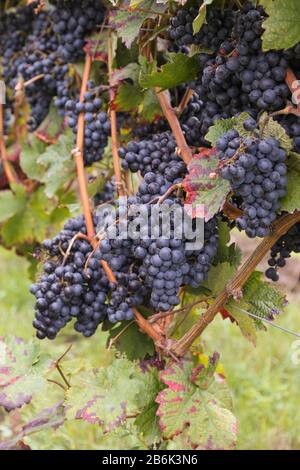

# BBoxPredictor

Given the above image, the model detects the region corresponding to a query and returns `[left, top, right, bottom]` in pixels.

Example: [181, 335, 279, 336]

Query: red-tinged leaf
[0, 336, 53, 411]
[65, 357, 150, 432]
[84, 39, 108, 62]
[110, 63, 140, 87]
[0, 401, 65, 450]
[220, 307, 236, 323]
[35, 105, 65, 143]
[156, 356, 237, 449]
[183, 148, 230, 221]
[109, 1, 166, 48]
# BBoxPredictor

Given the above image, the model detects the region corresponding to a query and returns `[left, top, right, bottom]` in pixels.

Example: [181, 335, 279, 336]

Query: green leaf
[202, 262, 237, 297]
[0, 185, 27, 223]
[262, 0, 300, 50]
[66, 357, 150, 432]
[259, 113, 293, 153]
[215, 221, 242, 268]
[205, 117, 235, 146]
[107, 322, 154, 360]
[1, 187, 67, 245]
[243, 271, 287, 320]
[140, 53, 201, 90]
[139, 89, 162, 121]
[0, 336, 53, 411]
[135, 368, 162, 446]
[111, 63, 140, 86]
[20, 138, 47, 181]
[156, 355, 237, 449]
[35, 104, 64, 141]
[225, 299, 257, 346]
[183, 148, 230, 221]
[115, 83, 143, 112]
[281, 154, 300, 213]
[193, 0, 214, 34]
[135, 402, 160, 446]
[109, 0, 166, 48]
[37, 130, 75, 198]
[205, 112, 252, 145]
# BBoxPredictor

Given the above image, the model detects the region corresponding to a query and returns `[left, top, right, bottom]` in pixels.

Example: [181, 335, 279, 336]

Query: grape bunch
[266, 222, 300, 282]
[119, 131, 186, 181]
[50, 0, 105, 62]
[169, 2, 235, 52]
[66, 87, 110, 166]
[232, 1, 265, 53]
[30, 214, 110, 340]
[217, 128, 287, 238]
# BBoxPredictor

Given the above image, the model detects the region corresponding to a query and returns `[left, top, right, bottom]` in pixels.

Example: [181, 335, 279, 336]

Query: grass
[0, 246, 299, 449]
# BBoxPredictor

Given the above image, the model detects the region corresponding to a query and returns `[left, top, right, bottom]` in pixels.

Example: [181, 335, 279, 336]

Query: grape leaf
[205, 117, 235, 146]
[140, 53, 201, 90]
[215, 221, 242, 268]
[37, 129, 75, 198]
[0, 184, 27, 223]
[205, 112, 251, 145]
[109, 0, 166, 48]
[20, 138, 47, 181]
[35, 104, 64, 142]
[225, 299, 257, 346]
[134, 368, 162, 446]
[182, 148, 230, 221]
[281, 153, 300, 213]
[115, 83, 143, 112]
[156, 354, 237, 449]
[242, 271, 287, 320]
[202, 262, 237, 296]
[193, 0, 215, 34]
[107, 322, 154, 360]
[259, 113, 293, 153]
[0, 336, 53, 411]
[262, 0, 300, 51]
[1, 187, 64, 245]
[140, 89, 162, 121]
[66, 358, 149, 432]
[0, 401, 65, 450]
[111, 63, 140, 86]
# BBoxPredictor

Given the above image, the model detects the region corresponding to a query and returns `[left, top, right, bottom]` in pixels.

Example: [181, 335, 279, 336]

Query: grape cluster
[30, 214, 109, 340]
[132, 119, 168, 140]
[119, 131, 186, 180]
[169, 3, 235, 52]
[50, 0, 105, 62]
[0, 1, 106, 132]
[232, 1, 265, 52]
[66, 87, 110, 166]
[266, 222, 300, 281]
[217, 129, 287, 238]
[184, 217, 219, 288]
[185, 1, 291, 150]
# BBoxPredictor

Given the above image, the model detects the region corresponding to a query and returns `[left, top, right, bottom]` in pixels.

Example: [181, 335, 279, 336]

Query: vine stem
[175, 88, 194, 116]
[0, 103, 18, 185]
[108, 35, 125, 197]
[74, 53, 95, 240]
[171, 211, 300, 357]
[155, 88, 193, 165]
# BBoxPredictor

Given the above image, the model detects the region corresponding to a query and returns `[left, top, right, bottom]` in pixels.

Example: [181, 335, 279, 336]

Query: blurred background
[0, 233, 299, 450]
